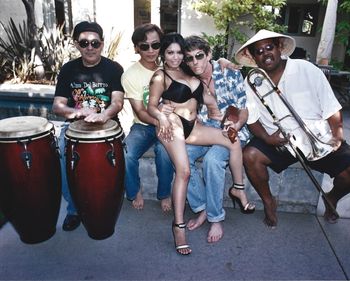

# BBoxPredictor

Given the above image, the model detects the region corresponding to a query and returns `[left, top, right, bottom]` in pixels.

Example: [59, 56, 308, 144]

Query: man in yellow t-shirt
[121, 23, 173, 211]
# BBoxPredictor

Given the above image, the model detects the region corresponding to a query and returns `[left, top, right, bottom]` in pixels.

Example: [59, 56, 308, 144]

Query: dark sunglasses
[184, 52, 206, 63]
[254, 44, 275, 56]
[138, 42, 161, 51]
[78, 39, 102, 49]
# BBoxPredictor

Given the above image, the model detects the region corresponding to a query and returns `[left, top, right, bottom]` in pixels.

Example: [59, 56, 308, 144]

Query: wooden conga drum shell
[0, 116, 61, 244]
[65, 120, 125, 240]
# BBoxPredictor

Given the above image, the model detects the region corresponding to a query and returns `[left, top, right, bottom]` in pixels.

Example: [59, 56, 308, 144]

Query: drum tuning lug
[52, 136, 61, 157]
[19, 142, 32, 169]
[21, 151, 32, 170]
[106, 150, 116, 167]
[70, 151, 80, 170]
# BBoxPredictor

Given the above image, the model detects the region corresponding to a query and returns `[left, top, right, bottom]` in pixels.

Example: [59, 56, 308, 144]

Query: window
[279, 4, 320, 36]
[160, 0, 179, 34]
[134, 0, 151, 28]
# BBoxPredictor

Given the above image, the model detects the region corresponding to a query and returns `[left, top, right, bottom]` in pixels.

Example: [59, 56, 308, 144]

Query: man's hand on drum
[74, 107, 97, 119]
[84, 112, 108, 124]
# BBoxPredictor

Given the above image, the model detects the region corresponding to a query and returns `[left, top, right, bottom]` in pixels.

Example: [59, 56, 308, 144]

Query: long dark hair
[160, 32, 193, 74]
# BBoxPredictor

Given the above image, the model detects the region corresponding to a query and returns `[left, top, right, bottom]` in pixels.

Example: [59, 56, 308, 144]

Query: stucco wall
[180, 0, 218, 37]
[0, 0, 29, 40]
[0, 0, 49, 40]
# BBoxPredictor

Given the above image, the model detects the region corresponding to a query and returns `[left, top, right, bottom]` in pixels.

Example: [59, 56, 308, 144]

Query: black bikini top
[161, 70, 203, 104]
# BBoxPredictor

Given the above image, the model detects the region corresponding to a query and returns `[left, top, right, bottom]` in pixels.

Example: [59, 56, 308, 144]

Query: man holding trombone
[235, 29, 350, 228]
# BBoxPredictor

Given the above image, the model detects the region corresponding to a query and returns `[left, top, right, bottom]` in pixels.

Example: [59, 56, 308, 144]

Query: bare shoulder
[150, 69, 165, 85]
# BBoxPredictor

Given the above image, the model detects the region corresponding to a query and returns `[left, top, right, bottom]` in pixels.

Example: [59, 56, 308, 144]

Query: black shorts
[246, 138, 350, 178]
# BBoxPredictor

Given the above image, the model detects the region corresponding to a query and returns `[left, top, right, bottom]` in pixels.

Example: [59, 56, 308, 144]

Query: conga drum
[65, 120, 125, 240]
[0, 116, 61, 244]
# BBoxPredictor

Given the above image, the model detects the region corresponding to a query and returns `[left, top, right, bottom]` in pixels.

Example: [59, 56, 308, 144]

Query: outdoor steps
[140, 146, 323, 214]
[139, 147, 350, 218]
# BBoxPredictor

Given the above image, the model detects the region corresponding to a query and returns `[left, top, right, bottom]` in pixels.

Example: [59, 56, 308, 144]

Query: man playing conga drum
[52, 21, 124, 231]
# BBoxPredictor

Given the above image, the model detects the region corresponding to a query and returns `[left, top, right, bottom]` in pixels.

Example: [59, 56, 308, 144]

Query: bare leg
[324, 167, 350, 223]
[187, 210, 207, 231]
[243, 146, 277, 228]
[160, 197, 172, 212]
[228, 141, 255, 211]
[132, 189, 144, 210]
[160, 116, 192, 255]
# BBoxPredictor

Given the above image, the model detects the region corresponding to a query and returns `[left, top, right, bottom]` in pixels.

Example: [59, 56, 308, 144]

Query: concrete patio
[1, 83, 350, 280]
[1, 198, 350, 280]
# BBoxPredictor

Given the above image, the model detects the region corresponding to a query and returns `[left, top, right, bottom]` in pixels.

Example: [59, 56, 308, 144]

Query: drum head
[65, 119, 123, 140]
[0, 116, 52, 140]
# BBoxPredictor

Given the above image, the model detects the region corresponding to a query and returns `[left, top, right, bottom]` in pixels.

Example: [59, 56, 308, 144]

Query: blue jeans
[186, 144, 230, 222]
[124, 123, 173, 200]
[58, 123, 78, 215]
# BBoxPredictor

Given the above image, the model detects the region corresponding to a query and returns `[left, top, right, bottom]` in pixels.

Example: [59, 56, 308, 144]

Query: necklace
[202, 76, 213, 95]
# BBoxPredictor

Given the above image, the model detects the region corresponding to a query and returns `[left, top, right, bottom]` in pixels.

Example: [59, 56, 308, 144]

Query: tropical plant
[38, 24, 78, 83]
[104, 29, 123, 60]
[336, 0, 350, 56]
[319, 0, 350, 70]
[190, 0, 286, 59]
[0, 56, 9, 83]
[11, 48, 35, 83]
[201, 33, 227, 60]
[0, 19, 32, 60]
[0, 19, 35, 83]
[0, 19, 123, 84]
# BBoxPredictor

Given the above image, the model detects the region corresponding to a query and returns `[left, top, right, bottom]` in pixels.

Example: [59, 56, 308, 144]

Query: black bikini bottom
[175, 114, 195, 139]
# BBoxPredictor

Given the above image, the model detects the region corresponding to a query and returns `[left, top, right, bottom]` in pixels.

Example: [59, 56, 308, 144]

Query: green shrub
[37, 24, 79, 83]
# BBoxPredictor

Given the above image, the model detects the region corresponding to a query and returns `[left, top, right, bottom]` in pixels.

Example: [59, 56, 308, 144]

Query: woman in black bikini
[148, 33, 250, 255]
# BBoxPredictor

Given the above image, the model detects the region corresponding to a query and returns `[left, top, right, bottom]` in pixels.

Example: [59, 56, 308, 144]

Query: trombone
[246, 68, 338, 216]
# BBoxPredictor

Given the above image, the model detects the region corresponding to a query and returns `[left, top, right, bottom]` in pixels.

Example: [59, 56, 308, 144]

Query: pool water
[0, 97, 64, 121]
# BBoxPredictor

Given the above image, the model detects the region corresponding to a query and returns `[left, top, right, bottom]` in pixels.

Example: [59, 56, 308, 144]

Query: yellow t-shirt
[121, 61, 159, 125]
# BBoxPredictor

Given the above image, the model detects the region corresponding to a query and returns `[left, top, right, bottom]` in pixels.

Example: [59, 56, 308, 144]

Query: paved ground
[1, 198, 350, 280]
[1, 86, 350, 280]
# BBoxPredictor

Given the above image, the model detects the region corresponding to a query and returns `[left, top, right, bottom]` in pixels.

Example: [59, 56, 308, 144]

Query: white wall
[0, 0, 54, 39]
[0, 0, 29, 39]
[180, 0, 218, 37]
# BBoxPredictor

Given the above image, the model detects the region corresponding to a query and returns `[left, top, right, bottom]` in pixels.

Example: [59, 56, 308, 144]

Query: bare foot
[187, 210, 207, 231]
[322, 195, 339, 224]
[132, 190, 144, 210]
[207, 222, 223, 243]
[160, 197, 172, 212]
[263, 197, 278, 229]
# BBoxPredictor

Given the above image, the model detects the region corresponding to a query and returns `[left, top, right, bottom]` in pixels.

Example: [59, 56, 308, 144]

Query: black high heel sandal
[172, 222, 192, 255]
[229, 183, 255, 214]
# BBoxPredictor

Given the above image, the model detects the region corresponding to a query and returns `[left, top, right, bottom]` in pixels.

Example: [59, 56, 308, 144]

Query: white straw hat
[235, 29, 296, 67]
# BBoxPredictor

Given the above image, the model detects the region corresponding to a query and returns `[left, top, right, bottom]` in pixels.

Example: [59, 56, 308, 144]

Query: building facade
[0, 0, 346, 68]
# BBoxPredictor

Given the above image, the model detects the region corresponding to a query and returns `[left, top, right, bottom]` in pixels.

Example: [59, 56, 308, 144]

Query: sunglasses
[78, 39, 102, 49]
[254, 44, 275, 56]
[184, 52, 206, 63]
[138, 42, 161, 51]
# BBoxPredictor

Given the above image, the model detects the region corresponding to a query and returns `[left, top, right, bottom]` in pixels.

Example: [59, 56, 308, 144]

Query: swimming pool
[0, 90, 64, 121]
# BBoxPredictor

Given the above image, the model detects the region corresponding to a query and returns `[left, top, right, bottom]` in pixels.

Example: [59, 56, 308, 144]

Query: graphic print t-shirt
[55, 57, 124, 119]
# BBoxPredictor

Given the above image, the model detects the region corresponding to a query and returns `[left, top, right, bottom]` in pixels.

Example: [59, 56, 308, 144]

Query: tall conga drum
[0, 116, 61, 244]
[65, 120, 125, 240]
